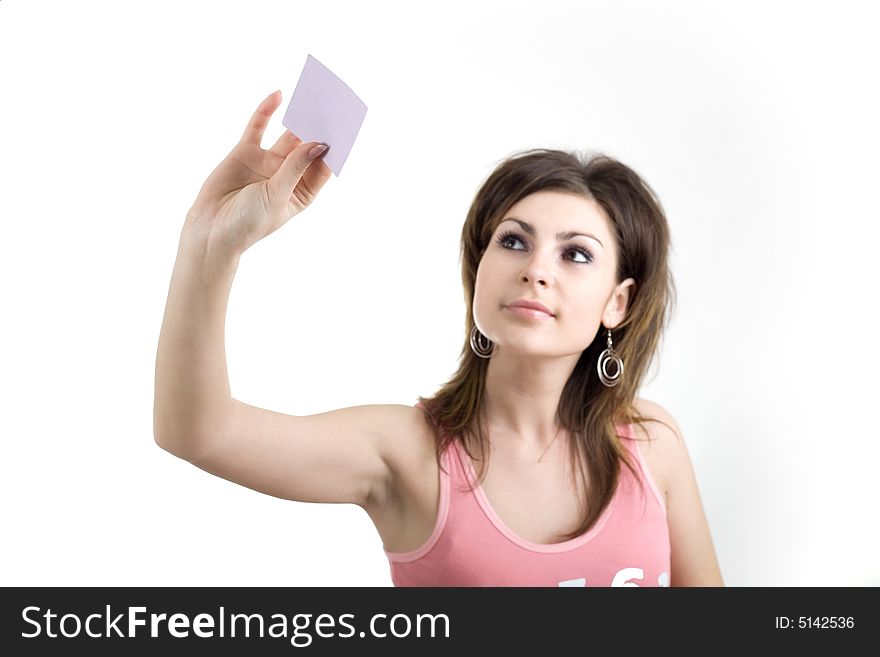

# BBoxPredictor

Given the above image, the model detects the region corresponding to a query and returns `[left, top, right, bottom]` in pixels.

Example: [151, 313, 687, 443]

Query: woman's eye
[498, 232, 524, 249]
[495, 230, 593, 264]
[567, 247, 593, 264]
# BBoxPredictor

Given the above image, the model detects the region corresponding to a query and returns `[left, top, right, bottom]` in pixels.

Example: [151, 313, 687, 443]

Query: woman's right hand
[184, 90, 332, 259]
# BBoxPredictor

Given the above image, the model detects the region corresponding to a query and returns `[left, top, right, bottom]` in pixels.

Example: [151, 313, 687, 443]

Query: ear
[602, 277, 635, 329]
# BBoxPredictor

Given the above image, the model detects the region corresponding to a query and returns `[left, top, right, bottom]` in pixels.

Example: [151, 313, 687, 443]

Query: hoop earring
[470, 325, 494, 359]
[597, 328, 624, 387]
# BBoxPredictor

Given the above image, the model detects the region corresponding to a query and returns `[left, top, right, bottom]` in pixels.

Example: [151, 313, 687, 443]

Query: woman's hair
[416, 147, 678, 541]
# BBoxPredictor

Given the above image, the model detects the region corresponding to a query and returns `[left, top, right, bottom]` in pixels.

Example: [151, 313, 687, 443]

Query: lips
[506, 299, 555, 317]
[506, 306, 554, 319]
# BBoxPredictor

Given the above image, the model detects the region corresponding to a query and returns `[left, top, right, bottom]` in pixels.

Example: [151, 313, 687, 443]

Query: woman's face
[473, 190, 633, 357]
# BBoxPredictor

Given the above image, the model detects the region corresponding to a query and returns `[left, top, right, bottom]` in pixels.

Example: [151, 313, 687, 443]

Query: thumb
[267, 141, 328, 206]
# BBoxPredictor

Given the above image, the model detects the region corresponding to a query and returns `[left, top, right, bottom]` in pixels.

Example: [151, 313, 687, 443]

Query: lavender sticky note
[281, 54, 367, 177]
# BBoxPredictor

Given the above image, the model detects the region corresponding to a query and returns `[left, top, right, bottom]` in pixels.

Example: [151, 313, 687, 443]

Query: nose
[520, 250, 552, 287]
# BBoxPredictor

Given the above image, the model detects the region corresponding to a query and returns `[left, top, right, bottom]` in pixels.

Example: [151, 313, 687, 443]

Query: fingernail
[308, 143, 328, 160]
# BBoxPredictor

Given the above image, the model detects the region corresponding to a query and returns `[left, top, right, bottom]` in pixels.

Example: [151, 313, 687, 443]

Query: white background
[1, 0, 877, 587]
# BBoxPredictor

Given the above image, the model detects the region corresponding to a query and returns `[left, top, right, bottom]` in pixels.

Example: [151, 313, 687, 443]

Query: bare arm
[634, 398, 725, 587]
[153, 89, 329, 453]
[152, 222, 239, 457]
[152, 91, 403, 510]
[666, 436, 725, 587]
[152, 226, 413, 508]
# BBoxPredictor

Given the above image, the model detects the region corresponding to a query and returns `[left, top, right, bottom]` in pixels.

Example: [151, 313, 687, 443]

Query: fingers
[267, 141, 330, 207]
[269, 129, 302, 159]
[239, 91, 282, 147]
[300, 154, 332, 196]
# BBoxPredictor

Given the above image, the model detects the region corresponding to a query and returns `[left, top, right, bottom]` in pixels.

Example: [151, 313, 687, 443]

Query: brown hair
[416, 147, 678, 542]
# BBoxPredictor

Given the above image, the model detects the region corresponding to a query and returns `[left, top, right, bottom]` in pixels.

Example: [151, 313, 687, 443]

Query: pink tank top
[384, 404, 671, 587]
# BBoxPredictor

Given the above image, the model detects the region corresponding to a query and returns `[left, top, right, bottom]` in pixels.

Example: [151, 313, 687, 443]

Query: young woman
[154, 90, 724, 587]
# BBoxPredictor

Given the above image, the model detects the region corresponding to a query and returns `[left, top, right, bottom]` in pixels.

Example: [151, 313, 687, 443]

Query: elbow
[153, 419, 177, 454]
[153, 410, 177, 453]
[154, 428, 214, 464]
[153, 430, 193, 460]
[153, 413, 200, 460]
[154, 432, 181, 457]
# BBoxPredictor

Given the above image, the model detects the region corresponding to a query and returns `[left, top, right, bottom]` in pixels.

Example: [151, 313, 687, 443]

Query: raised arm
[153, 91, 406, 509]
[152, 223, 240, 455]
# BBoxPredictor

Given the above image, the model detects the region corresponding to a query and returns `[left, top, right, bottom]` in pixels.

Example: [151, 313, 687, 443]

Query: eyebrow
[499, 217, 604, 250]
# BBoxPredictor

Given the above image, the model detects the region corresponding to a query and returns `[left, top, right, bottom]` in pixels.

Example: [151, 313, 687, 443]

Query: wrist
[179, 216, 241, 280]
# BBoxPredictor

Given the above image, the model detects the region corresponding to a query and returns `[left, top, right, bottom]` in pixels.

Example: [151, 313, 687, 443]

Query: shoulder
[373, 402, 438, 466]
[630, 397, 683, 442]
[627, 397, 684, 498]
[370, 403, 439, 507]
[630, 398, 725, 586]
